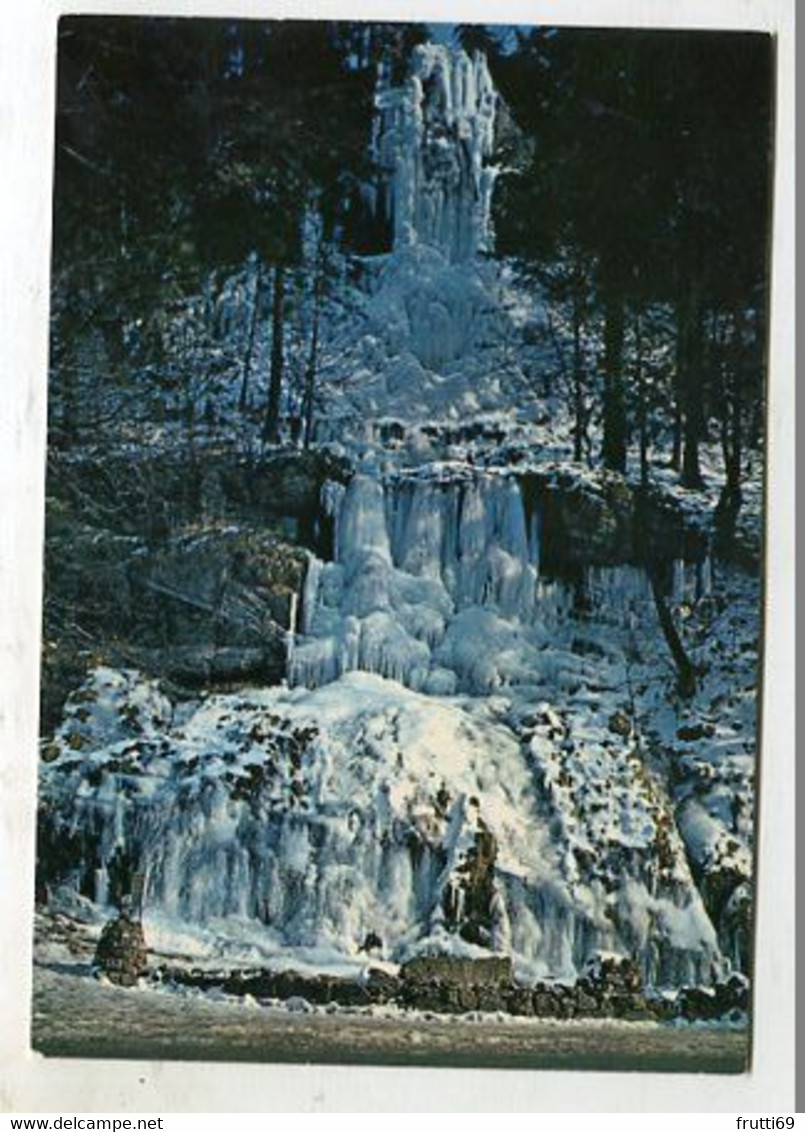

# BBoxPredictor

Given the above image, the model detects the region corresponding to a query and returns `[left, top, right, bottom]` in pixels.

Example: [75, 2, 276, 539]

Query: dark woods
[490, 26, 773, 502]
[51, 18, 427, 448]
[50, 18, 774, 522]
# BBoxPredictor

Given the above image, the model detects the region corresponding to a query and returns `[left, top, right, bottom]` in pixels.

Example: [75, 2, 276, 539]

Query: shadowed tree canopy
[491, 27, 773, 482]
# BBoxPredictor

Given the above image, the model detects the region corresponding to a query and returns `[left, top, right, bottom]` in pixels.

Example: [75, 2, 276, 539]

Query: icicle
[373, 44, 498, 263]
[285, 591, 299, 672]
[338, 476, 391, 566]
[301, 555, 323, 635]
[699, 555, 713, 599]
[672, 559, 687, 605]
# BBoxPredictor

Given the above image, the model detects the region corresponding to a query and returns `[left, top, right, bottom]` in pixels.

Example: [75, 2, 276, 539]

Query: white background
[0, 0, 795, 1113]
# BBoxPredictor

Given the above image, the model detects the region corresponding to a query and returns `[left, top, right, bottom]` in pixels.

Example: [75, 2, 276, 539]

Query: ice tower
[373, 44, 499, 263]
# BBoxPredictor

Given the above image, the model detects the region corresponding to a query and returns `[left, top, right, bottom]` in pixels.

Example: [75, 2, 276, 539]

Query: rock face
[49, 447, 349, 543]
[442, 821, 505, 948]
[125, 527, 305, 687]
[94, 913, 148, 986]
[527, 469, 710, 573]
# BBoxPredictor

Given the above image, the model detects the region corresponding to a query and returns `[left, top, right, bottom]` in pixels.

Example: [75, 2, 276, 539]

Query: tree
[50, 17, 386, 450]
[492, 27, 773, 490]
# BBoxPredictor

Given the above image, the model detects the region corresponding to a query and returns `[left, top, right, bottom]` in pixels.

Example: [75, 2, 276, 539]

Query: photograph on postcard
[32, 16, 774, 1072]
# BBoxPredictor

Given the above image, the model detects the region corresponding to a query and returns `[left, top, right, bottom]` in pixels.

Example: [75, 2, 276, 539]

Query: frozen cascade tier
[290, 470, 659, 697]
[373, 43, 499, 264]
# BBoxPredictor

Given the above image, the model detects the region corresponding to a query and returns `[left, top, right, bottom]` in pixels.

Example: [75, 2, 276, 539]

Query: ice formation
[293, 471, 542, 694]
[36, 41, 756, 998]
[37, 460, 737, 990]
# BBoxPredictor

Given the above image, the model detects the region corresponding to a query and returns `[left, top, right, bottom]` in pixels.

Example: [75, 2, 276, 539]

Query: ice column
[374, 44, 499, 263]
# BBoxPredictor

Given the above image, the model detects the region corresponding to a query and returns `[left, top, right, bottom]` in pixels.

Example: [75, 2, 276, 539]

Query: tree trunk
[671, 397, 682, 472]
[262, 264, 286, 445]
[648, 566, 697, 698]
[238, 260, 262, 412]
[601, 283, 627, 473]
[60, 360, 78, 448]
[634, 308, 649, 487]
[714, 309, 745, 549]
[572, 265, 586, 464]
[544, 309, 566, 399]
[677, 290, 705, 490]
[302, 279, 322, 450]
[728, 308, 744, 494]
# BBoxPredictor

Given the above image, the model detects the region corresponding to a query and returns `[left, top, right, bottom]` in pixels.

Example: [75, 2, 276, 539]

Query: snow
[37, 40, 762, 1010]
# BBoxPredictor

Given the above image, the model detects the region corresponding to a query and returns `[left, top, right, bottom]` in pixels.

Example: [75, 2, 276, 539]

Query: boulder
[127, 527, 306, 651]
[581, 952, 644, 996]
[521, 468, 709, 572]
[363, 967, 399, 1004]
[506, 986, 535, 1016]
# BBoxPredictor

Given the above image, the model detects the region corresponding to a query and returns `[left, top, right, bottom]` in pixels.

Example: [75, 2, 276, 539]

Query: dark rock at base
[712, 973, 750, 1016]
[400, 954, 512, 988]
[533, 990, 557, 1017]
[505, 986, 535, 1017]
[475, 984, 506, 1012]
[574, 988, 602, 1017]
[94, 913, 148, 986]
[581, 953, 644, 996]
[154, 958, 746, 1024]
[645, 995, 679, 1022]
[156, 965, 389, 1009]
[678, 986, 719, 1021]
[609, 992, 652, 1020]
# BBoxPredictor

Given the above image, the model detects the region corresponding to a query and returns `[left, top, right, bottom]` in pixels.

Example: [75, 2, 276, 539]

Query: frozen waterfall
[374, 43, 499, 264]
[40, 665, 725, 988]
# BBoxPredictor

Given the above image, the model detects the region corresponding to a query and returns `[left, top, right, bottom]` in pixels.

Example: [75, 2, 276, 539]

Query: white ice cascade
[290, 472, 549, 696]
[374, 43, 499, 263]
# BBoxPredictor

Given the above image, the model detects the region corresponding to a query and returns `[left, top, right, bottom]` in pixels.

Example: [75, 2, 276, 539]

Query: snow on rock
[40, 671, 548, 963]
[40, 656, 729, 989]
